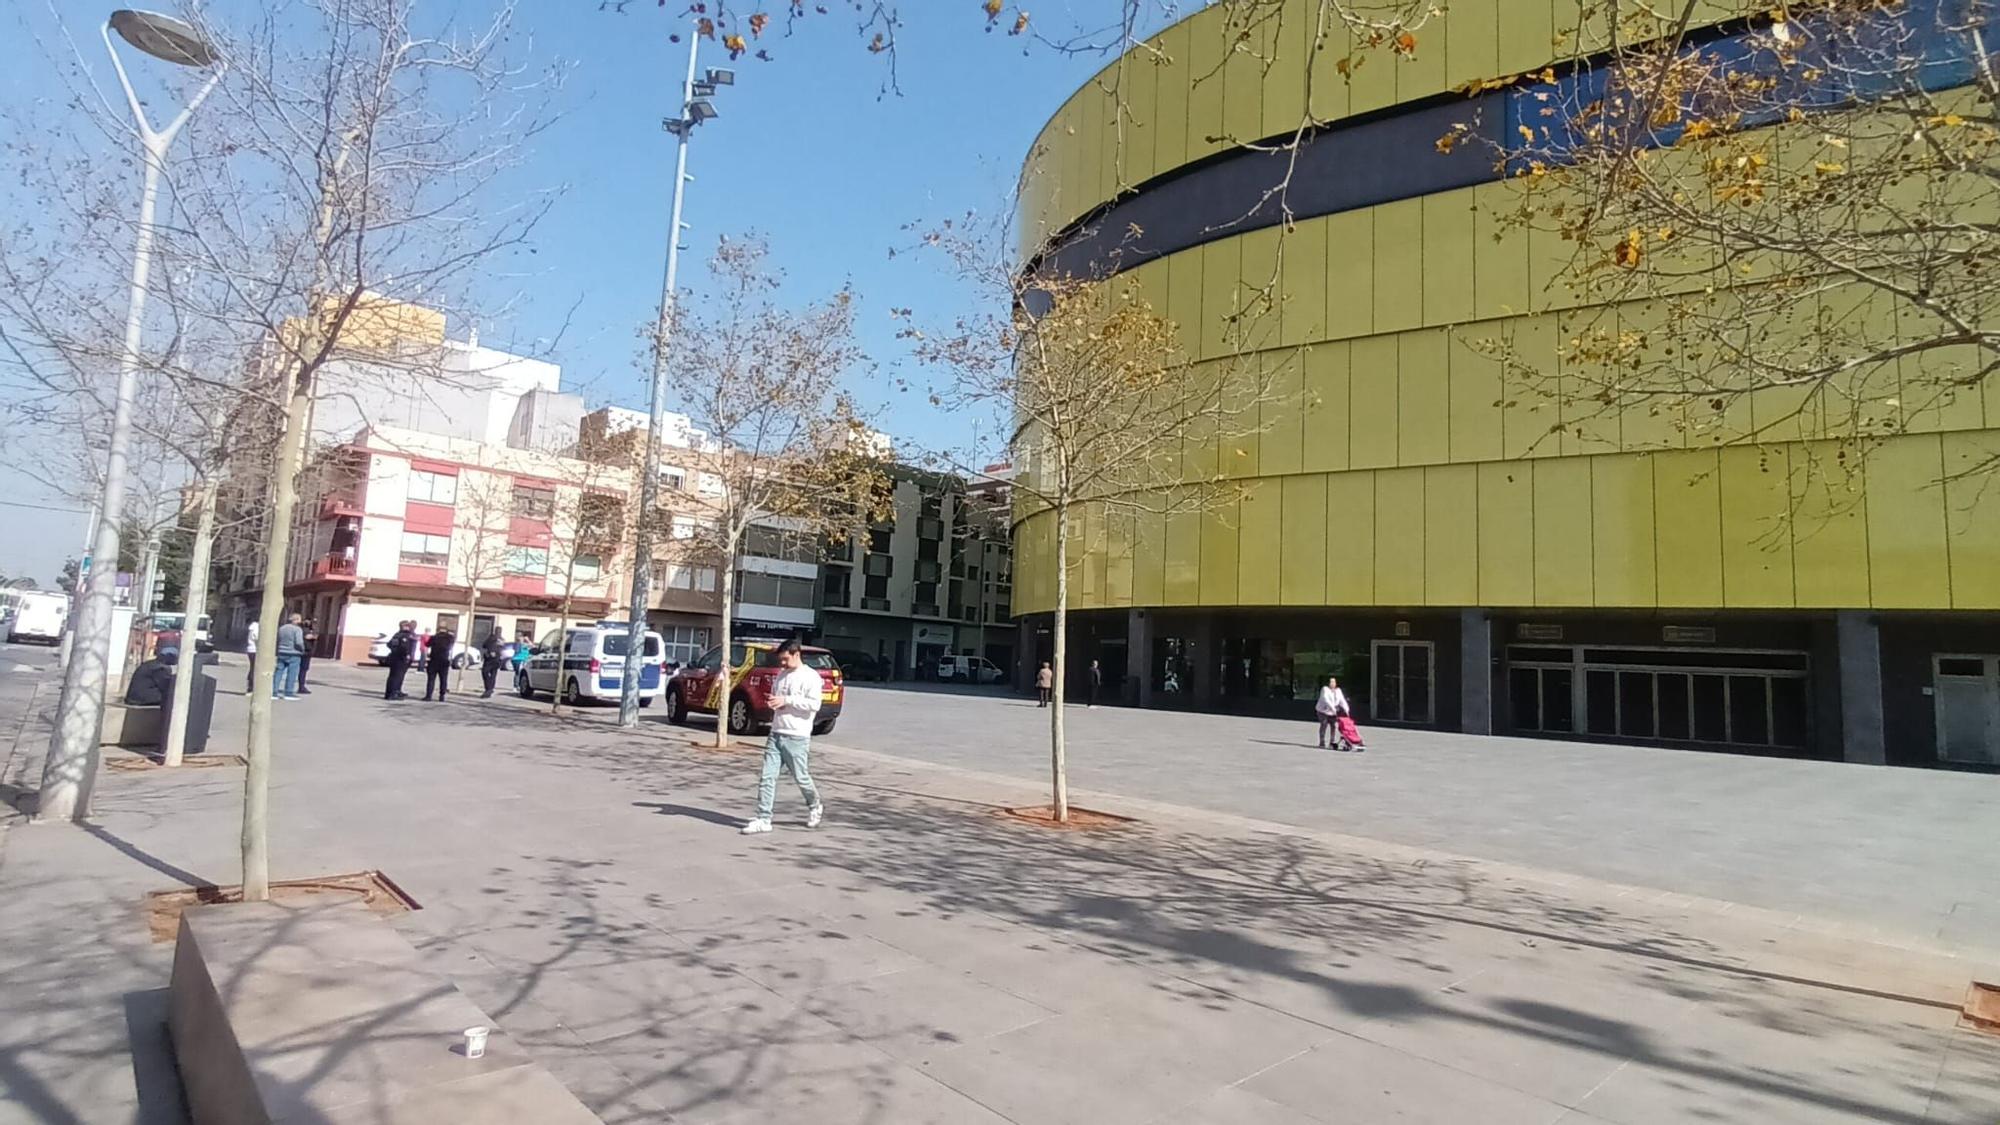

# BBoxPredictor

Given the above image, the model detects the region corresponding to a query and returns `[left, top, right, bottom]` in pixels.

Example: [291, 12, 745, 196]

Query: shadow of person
[632, 801, 741, 828]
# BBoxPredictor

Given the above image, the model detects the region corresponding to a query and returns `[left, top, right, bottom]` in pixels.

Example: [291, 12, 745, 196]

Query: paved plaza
[1, 649, 1997, 1124]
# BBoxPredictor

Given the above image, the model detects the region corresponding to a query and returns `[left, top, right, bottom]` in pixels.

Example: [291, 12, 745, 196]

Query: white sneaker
[739, 818, 772, 835]
[806, 804, 824, 829]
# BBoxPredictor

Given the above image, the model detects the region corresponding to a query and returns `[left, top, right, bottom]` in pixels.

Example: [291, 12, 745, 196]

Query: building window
[822, 567, 851, 607]
[916, 559, 941, 583]
[864, 573, 888, 601]
[514, 618, 538, 643]
[399, 532, 450, 568]
[738, 572, 816, 608]
[863, 553, 892, 578]
[659, 624, 708, 666]
[506, 546, 549, 576]
[512, 484, 555, 519]
[868, 527, 893, 554]
[661, 466, 688, 491]
[407, 469, 457, 505]
[652, 563, 717, 591]
[570, 554, 602, 582]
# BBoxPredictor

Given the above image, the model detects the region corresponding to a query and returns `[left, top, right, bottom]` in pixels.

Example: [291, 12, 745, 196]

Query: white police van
[518, 621, 666, 707]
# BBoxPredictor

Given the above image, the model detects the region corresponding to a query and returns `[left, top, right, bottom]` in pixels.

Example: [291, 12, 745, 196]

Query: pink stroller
[1334, 713, 1365, 752]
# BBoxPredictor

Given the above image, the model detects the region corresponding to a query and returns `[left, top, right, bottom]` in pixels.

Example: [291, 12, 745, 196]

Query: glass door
[1370, 640, 1435, 724]
[1934, 655, 2000, 766]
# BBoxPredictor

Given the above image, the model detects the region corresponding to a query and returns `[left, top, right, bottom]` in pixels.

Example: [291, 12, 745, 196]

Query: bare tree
[543, 430, 632, 713]
[449, 472, 518, 685]
[639, 235, 890, 745]
[1455, 0, 2000, 499]
[907, 220, 1288, 823]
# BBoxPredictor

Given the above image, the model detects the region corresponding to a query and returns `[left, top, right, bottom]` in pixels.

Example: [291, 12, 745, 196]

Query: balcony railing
[317, 496, 363, 520]
[860, 596, 891, 611]
[310, 554, 358, 580]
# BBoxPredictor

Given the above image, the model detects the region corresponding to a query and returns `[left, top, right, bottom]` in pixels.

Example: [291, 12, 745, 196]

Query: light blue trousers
[757, 732, 819, 819]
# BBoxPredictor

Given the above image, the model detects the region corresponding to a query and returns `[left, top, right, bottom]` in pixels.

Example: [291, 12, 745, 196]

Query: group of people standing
[244, 614, 319, 700]
[1033, 659, 1106, 708]
[380, 620, 460, 701]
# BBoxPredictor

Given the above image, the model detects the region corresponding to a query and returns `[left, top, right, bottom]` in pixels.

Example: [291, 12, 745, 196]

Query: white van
[519, 622, 666, 706]
[6, 592, 69, 645]
[938, 654, 1006, 684]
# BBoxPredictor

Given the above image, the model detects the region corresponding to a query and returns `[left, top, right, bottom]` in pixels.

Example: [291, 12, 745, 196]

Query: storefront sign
[1662, 625, 1717, 644]
[1516, 623, 1564, 641]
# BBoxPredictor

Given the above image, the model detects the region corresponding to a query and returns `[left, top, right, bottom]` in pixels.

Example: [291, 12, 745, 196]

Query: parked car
[6, 592, 68, 645]
[828, 649, 885, 681]
[369, 633, 394, 664]
[518, 622, 666, 707]
[666, 641, 844, 735]
[148, 611, 212, 653]
[368, 633, 480, 667]
[938, 654, 1006, 684]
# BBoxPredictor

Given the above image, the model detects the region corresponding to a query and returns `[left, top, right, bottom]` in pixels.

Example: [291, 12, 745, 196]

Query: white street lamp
[38, 10, 225, 822]
[619, 31, 731, 727]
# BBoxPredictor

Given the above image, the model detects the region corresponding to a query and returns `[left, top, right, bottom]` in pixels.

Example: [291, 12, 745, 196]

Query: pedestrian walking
[1315, 674, 1352, 750]
[511, 636, 533, 693]
[740, 639, 826, 835]
[383, 620, 416, 700]
[296, 618, 319, 694]
[273, 613, 306, 700]
[422, 625, 454, 701]
[1087, 659, 1103, 708]
[244, 618, 259, 694]
[479, 629, 504, 698]
[1036, 661, 1053, 707]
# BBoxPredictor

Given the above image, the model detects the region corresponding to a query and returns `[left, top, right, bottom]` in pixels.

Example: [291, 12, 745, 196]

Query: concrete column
[1836, 611, 1886, 765]
[1460, 608, 1492, 735]
[1128, 609, 1153, 708]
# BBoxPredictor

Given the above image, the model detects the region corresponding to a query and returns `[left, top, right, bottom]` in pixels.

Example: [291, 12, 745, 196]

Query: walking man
[422, 624, 454, 701]
[273, 613, 306, 700]
[740, 639, 825, 835]
[384, 620, 416, 700]
[244, 618, 259, 694]
[1036, 661, 1053, 707]
[479, 628, 505, 698]
[1087, 659, 1103, 708]
[296, 618, 319, 695]
[1315, 674, 1351, 750]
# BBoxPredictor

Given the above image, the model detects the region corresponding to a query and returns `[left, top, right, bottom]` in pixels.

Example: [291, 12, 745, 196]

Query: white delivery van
[7, 592, 69, 645]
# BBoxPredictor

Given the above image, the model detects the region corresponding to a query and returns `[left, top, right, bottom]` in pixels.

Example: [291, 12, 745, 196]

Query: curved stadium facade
[1010, 0, 2000, 767]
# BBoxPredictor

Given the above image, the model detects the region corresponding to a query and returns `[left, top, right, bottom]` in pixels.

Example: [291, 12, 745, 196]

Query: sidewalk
[2, 658, 1997, 1124]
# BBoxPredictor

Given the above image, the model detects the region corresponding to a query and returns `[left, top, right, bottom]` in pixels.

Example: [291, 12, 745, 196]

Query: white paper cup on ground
[462, 1026, 489, 1059]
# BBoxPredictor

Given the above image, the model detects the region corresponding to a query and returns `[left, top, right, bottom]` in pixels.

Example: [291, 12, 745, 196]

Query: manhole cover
[1963, 982, 2000, 1034]
[1001, 805, 1136, 830]
[145, 870, 420, 943]
[105, 753, 247, 772]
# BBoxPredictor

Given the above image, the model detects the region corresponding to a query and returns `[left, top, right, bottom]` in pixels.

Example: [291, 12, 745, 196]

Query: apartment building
[817, 466, 1014, 680]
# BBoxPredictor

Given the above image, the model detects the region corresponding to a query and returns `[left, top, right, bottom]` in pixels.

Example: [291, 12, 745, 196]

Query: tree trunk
[551, 559, 576, 715]
[161, 476, 217, 768]
[713, 556, 735, 749]
[458, 585, 478, 691]
[1049, 500, 1070, 823]
[243, 378, 312, 901]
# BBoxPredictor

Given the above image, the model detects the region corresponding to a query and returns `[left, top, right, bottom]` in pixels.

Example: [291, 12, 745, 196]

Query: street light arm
[156, 63, 228, 149]
[101, 20, 158, 140]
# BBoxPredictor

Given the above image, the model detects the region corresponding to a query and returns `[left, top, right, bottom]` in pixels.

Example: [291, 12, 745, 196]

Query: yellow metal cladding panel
[1789, 442, 1871, 607]
[1238, 479, 1283, 605]
[1153, 20, 1192, 176]
[1280, 474, 1329, 603]
[1077, 84, 1107, 223]
[1944, 431, 2000, 608]
[1325, 471, 1376, 603]
[1443, 0, 1502, 92]
[1116, 49, 1158, 195]
[1477, 461, 1536, 605]
[1221, 353, 1264, 481]
[1614, 301, 1687, 453]
[1200, 498, 1242, 605]
[1653, 449, 1726, 606]
[1164, 503, 1202, 605]
[1348, 335, 1400, 469]
[1495, 0, 1556, 79]
[1904, 342, 1987, 435]
[1263, 5, 1310, 140]
[1864, 434, 1951, 608]
[1262, 349, 1306, 477]
[1200, 239, 1242, 360]
[1718, 445, 1796, 607]
[1555, 306, 1622, 456]
[1499, 314, 1561, 459]
[1325, 209, 1375, 340]
[1394, 30, 1447, 117]
[1301, 341, 1352, 473]
[1590, 455, 1658, 607]
[1399, 329, 1451, 466]
[1166, 248, 1205, 360]
[1221, 15, 1265, 146]
[1280, 217, 1330, 347]
[1305, 13, 1352, 124]
[1132, 502, 1168, 607]
[1185, 7, 1228, 164]
[1237, 225, 1285, 354]
[1374, 468, 1426, 604]
[1422, 193, 1476, 327]
[1449, 331, 1505, 463]
[1347, 33, 1397, 116]
[1473, 184, 1531, 320]
[1372, 199, 1425, 335]
[1127, 257, 1171, 323]
[1531, 457, 1594, 605]
[1182, 361, 1222, 482]
[1425, 464, 1479, 604]
[1105, 504, 1136, 607]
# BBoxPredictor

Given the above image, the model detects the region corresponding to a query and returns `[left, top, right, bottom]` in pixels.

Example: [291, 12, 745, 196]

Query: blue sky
[0, 1, 1140, 584]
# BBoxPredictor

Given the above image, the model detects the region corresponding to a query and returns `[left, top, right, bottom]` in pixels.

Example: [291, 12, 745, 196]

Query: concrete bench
[168, 900, 601, 1124]
[101, 701, 163, 748]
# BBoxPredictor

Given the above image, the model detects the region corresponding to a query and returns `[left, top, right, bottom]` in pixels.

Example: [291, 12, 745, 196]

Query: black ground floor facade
[1017, 607, 2000, 770]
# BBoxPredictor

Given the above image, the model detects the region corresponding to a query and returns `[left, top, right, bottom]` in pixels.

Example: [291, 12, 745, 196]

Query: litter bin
[160, 653, 219, 755]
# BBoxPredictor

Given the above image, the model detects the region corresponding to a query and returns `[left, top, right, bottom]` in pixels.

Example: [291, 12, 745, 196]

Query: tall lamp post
[619, 31, 734, 727]
[39, 9, 224, 822]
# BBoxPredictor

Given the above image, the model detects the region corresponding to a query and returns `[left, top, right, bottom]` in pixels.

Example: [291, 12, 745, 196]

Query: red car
[666, 641, 845, 736]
